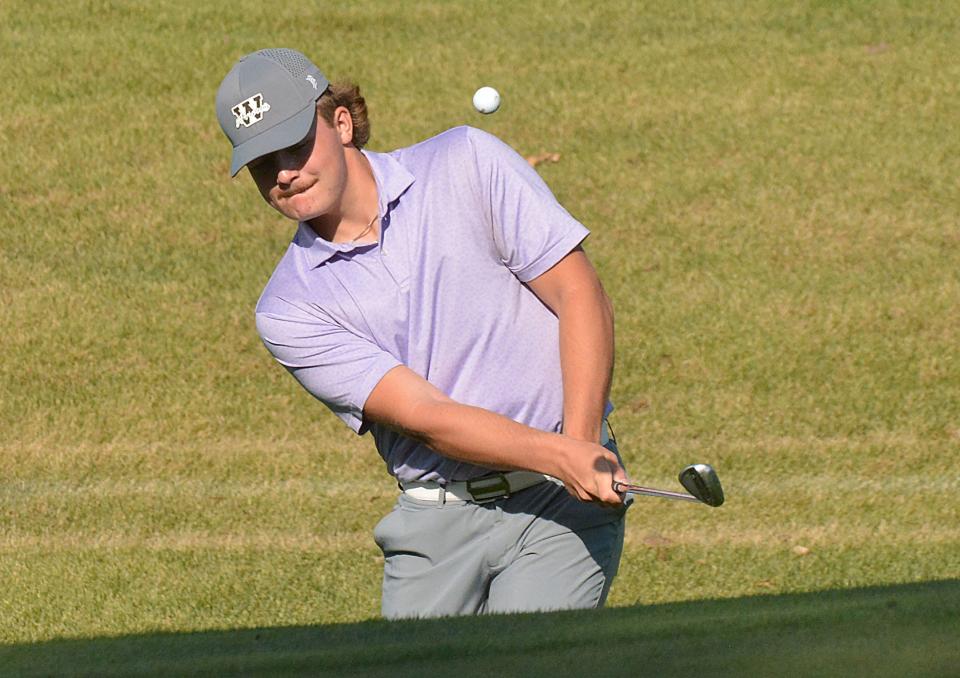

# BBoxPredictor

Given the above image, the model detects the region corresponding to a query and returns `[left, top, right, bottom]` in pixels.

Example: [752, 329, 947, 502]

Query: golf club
[613, 463, 725, 507]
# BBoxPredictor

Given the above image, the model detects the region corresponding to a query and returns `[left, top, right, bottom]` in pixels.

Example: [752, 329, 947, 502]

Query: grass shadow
[2, 579, 957, 677]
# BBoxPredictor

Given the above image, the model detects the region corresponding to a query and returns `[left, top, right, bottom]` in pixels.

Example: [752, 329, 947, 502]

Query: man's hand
[548, 438, 627, 507]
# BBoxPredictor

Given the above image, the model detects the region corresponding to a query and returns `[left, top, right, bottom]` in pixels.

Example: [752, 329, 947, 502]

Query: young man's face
[247, 109, 350, 223]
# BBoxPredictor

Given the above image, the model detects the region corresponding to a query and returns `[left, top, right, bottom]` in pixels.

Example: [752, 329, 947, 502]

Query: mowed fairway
[1, 0, 958, 674]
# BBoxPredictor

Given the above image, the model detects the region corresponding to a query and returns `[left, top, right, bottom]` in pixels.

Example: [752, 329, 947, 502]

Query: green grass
[1, 580, 957, 677]
[1, 0, 959, 672]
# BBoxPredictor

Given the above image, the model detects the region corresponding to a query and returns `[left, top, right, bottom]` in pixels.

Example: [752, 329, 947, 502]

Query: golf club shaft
[613, 481, 700, 503]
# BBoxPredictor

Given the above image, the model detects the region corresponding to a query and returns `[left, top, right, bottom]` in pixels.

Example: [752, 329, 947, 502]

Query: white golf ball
[472, 86, 501, 114]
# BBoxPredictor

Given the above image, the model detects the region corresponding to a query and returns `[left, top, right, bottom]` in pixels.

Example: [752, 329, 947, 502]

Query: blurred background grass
[1, 0, 958, 644]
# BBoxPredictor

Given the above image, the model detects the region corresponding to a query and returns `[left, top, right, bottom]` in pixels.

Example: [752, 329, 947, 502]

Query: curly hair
[316, 82, 370, 149]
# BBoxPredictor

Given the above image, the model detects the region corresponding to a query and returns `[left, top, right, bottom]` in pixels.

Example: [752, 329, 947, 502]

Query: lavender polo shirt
[255, 126, 609, 483]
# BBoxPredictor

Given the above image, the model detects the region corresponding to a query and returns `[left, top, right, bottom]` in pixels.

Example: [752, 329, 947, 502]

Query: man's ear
[334, 106, 354, 146]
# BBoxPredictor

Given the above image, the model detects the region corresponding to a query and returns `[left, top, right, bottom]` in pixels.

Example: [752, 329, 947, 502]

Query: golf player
[216, 48, 630, 618]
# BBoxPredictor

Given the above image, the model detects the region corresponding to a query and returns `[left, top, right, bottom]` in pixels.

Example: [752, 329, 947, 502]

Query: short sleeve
[466, 127, 590, 282]
[255, 300, 403, 434]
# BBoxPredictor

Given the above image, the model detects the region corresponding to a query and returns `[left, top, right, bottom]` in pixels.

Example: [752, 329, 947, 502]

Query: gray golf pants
[374, 478, 629, 619]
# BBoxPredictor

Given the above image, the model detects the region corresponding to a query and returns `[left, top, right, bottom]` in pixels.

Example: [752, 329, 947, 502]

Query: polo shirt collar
[297, 150, 416, 269]
[366, 149, 416, 216]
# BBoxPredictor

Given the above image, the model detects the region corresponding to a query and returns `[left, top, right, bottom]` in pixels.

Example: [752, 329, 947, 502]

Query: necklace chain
[350, 213, 379, 243]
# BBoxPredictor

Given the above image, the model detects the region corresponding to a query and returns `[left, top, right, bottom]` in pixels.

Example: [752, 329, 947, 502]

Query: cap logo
[232, 93, 271, 129]
[305, 75, 318, 90]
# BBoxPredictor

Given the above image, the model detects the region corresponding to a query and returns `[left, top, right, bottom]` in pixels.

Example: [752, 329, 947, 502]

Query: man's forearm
[410, 399, 570, 477]
[363, 363, 625, 504]
[408, 397, 622, 505]
[557, 288, 614, 442]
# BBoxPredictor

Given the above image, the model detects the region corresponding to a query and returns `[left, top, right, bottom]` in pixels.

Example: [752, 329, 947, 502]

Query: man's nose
[275, 149, 302, 185]
[277, 166, 299, 186]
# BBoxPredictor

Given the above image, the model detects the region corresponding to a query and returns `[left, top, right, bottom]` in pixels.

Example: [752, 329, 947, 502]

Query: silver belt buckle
[466, 473, 511, 503]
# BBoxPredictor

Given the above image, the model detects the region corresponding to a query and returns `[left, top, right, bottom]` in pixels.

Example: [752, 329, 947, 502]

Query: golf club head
[678, 464, 725, 507]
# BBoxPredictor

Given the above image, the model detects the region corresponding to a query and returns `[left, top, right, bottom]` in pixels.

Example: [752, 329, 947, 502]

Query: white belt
[401, 471, 556, 504]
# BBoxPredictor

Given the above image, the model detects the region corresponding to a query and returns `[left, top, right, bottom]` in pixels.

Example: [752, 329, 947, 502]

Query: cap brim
[229, 102, 316, 177]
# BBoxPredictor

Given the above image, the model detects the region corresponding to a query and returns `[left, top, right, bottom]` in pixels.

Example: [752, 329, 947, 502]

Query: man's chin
[274, 200, 324, 224]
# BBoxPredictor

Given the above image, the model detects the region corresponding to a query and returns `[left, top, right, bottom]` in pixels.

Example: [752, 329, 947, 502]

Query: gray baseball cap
[216, 48, 330, 176]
